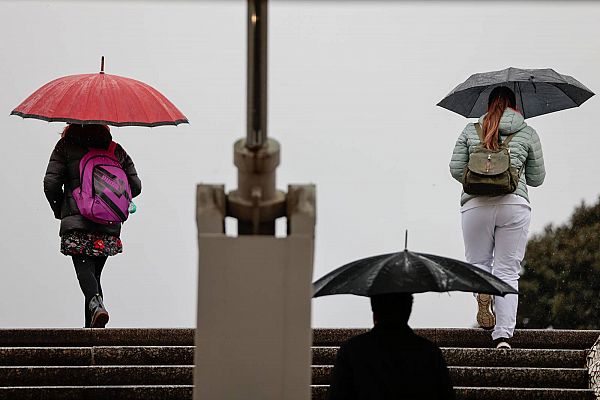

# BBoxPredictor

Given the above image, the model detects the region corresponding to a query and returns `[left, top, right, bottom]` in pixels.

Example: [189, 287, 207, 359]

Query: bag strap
[474, 123, 484, 142]
[501, 133, 517, 147]
[475, 123, 516, 147]
[108, 141, 117, 155]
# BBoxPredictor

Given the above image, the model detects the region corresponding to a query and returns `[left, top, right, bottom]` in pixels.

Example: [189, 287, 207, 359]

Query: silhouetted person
[328, 293, 455, 400]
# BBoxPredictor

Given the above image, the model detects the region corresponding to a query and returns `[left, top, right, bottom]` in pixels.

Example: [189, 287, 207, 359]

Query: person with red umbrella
[44, 124, 142, 328]
[12, 58, 188, 327]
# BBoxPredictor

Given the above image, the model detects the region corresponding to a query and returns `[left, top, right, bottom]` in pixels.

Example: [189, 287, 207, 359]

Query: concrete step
[1, 385, 595, 400]
[311, 365, 590, 388]
[311, 386, 596, 400]
[0, 366, 192, 386]
[314, 328, 600, 349]
[0, 385, 193, 400]
[0, 346, 194, 366]
[452, 387, 597, 400]
[1, 346, 587, 368]
[3, 364, 588, 389]
[2, 328, 598, 349]
[312, 347, 588, 368]
[451, 366, 589, 389]
[0, 329, 194, 347]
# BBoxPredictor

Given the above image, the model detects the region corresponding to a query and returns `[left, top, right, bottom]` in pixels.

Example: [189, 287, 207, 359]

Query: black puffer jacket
[43, 128, 142, 236]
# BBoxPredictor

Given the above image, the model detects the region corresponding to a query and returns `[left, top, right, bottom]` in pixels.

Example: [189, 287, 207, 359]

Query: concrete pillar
[194, 184, 315, 400]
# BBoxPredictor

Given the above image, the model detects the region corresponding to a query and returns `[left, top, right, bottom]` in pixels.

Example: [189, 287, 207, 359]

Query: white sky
[1, 1, 599, 328]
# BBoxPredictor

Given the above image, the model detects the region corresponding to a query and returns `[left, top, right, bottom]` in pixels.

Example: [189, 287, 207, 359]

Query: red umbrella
[11, 58, 188, 127]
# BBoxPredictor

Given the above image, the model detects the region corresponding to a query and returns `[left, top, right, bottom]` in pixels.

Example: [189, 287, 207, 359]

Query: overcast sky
[1, 1, 599, 329]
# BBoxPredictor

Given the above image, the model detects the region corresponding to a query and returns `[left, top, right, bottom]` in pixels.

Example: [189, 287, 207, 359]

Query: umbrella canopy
[437, 67, 594, 119]
[313, 250, 517, 297]
[11, 60, 188, 127]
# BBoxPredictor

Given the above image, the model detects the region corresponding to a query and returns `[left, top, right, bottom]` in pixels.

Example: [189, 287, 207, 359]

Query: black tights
[72, 255, 108, 328]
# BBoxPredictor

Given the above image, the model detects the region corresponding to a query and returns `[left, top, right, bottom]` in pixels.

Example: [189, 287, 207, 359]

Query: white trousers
[461, 204, 531, 340]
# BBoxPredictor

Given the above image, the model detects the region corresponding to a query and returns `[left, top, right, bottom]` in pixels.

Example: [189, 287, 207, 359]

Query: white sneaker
[494, 338, 511, 349]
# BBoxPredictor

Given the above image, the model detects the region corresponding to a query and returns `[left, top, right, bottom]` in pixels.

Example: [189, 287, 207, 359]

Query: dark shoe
[493, 337, 511, 349]
[89, 294, 109, 328]
[476, 294, 495, 330]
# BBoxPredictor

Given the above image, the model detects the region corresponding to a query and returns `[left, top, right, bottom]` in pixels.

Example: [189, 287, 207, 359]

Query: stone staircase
[313, 328, 598, 400]
[0, 328, 597, 399]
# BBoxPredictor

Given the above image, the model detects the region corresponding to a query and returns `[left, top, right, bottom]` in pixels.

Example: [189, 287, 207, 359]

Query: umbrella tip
[100, 56, 105, 74]
[404, 230, 408, 250]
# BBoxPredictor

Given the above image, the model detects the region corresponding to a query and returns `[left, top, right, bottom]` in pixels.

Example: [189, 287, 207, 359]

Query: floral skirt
[61, 231, 123, 257]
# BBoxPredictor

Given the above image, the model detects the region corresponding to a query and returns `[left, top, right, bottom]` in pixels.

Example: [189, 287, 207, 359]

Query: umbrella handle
[100, 56, 105, 74]
[405, 230, 408, 250]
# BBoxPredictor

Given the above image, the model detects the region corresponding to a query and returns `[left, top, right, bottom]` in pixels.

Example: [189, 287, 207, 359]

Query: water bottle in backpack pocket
[73, 141, 133, 224]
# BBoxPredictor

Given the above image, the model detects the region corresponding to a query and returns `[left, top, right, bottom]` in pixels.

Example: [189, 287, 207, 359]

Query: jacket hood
[478, 107, 527, 135]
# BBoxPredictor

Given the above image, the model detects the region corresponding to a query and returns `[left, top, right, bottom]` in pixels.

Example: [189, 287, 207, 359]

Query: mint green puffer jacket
[449, 108, 545, 206]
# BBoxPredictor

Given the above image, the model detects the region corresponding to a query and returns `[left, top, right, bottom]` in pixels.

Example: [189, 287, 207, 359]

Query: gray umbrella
[437, 67, 594, 119]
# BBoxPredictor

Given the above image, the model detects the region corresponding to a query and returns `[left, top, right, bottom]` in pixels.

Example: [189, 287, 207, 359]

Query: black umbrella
[437, 67, 594, 119]
[313, 234, 517, 297]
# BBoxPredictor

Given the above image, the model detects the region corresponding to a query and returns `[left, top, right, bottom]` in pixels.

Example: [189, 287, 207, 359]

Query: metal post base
[227, 138, 287, 235]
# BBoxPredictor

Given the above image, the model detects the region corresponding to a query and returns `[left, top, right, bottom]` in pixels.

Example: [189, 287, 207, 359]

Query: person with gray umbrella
[449, 86, 545, 348]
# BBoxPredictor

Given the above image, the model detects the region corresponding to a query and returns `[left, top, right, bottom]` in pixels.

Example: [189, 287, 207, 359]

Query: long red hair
[482, 87, 516, 150]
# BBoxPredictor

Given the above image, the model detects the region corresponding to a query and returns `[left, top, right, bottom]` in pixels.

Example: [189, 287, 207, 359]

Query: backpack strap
[475, 123, 517, 147]
[474, 123, 484, 142]
[108, 141, 117, 155]
[501, 133, 517, 147]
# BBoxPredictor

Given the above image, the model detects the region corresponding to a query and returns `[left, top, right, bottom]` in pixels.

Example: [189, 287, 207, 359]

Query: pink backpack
[73, 141, 132, 225]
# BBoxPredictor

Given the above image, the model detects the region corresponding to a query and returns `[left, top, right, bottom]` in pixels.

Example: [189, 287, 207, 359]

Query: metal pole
[228, 0, 284, 235]
[247, 0, 268, 150]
